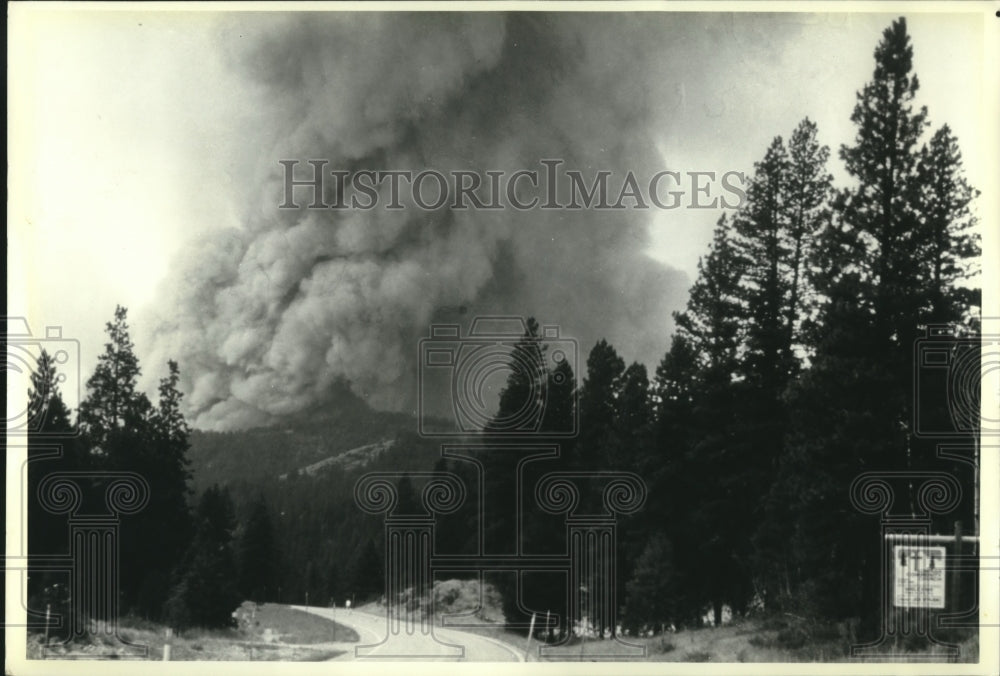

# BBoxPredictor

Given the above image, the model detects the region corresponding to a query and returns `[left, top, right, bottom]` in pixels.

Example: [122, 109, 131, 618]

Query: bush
[775, 626, 808, 650]
[684, 649, 712, 662]
[759, 616, 788, 631]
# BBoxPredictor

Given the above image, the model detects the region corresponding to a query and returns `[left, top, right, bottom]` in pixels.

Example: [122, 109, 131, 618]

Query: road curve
[292, 605, 524, 662]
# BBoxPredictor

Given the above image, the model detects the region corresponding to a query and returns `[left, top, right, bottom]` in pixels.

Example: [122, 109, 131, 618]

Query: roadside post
[163, 628, 172, 661]
[951, 521, 963, 612]
[524, 612, 536, 660]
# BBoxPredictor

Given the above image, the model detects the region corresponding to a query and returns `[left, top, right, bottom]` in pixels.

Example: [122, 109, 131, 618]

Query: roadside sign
[893, 545, 946, 609]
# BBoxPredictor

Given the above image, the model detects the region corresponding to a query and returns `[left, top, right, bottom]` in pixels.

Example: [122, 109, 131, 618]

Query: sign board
[893, 545, 946, 609]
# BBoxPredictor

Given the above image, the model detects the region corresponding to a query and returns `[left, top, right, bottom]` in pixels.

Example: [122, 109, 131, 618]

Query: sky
[8, 5, 995, 428]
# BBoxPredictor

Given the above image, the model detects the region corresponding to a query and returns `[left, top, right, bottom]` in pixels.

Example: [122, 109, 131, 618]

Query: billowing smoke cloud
[145, 12, 698, 430]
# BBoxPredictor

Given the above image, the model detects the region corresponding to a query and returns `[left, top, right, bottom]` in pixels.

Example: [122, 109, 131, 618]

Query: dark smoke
[145, 12, 704, 430]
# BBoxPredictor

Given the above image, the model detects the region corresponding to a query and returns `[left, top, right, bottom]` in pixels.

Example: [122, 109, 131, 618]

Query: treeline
[463, 17, 980, 636]
[26, 307, 281, 631]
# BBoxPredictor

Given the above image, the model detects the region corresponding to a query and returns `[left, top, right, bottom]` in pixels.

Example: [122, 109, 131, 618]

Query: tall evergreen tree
[571, 339, 629, 636]
[77, 306, 193, 618]
[730, 119, 833, 608]
[351, 539, 384, 602]
[540, 358, 576, 436]
[623, 533, 678, 634]
[673, 218, 751, 625]
[827, 16, 928, 341]
[395, 473, 421, 515]
[486, 318, 554, 632]
[78, 306, 152, 461]
[778, 17, 978, 627]
[610, 361, 652, 636]
[613, 361, 652, 474]
[642, 335, 701, 624]
[26, 350, 77, 611]
[575, 339, 626, 475]
[238, 495, 278, 603]
[137, 360, 195, 616]
[165, 485, 242, 629]
[914, 124, 981, 325]
[26, 349, 75, 437]
[784, 118, 834, 359]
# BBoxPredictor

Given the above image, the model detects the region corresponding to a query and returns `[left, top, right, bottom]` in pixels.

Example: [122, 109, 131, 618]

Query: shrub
[656, 637, 676, 653]
[684, 650, 712, 662]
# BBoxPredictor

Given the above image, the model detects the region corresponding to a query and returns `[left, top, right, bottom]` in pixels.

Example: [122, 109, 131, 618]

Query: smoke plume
[145, 12, 697, 430]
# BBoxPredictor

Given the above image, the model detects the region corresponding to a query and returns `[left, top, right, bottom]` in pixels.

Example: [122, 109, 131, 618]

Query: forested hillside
[186, 390, 418, 492]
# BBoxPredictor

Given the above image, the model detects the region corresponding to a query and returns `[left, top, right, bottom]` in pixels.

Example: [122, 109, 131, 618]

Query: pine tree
[733, 136, 792, 388]
[395, 473, 422, 515]
[511, 332, 579, 636]
[238, 495, 278, 603]
[26, 350, 77, 611]
[830, 16, 928, 342]
[645, 334, 698, 536]
[777, 17, 978, 627]
[914, 124, 981, 325]
[77, 306, 193, 618]
[575, 339, 626, 475]
[137, 360, 195, 616]
[487, 317, 547, 436]
[623, 533, 677, 634]
[351, 539, 384, 602]
[540, 358, 576, 436]
[483, 318, 553, 632]
[27, 349, 75, 437]
[568, 339, 631, 636]
[166, 485, 242, 628]
[642, 335, 701, 625]
[615, 362, 651, 454]
[675, 217, 747, 377]
[784, 118, 834, 359]
[729, 119, 833, 608]
[733, 118, 832, 381]
[78, 306, 153, 461]
[672, 218, 752, 624]
[610, 361, 652, 636]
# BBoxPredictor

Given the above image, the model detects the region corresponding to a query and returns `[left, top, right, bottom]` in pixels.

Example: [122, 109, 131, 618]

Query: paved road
[292, 605, 523, 662]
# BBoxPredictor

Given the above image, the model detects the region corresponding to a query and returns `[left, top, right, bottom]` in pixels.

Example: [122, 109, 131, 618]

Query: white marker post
[163, 628, 172, 661]
[44, 604, 51, 647]
[524, 612, 536, 661]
